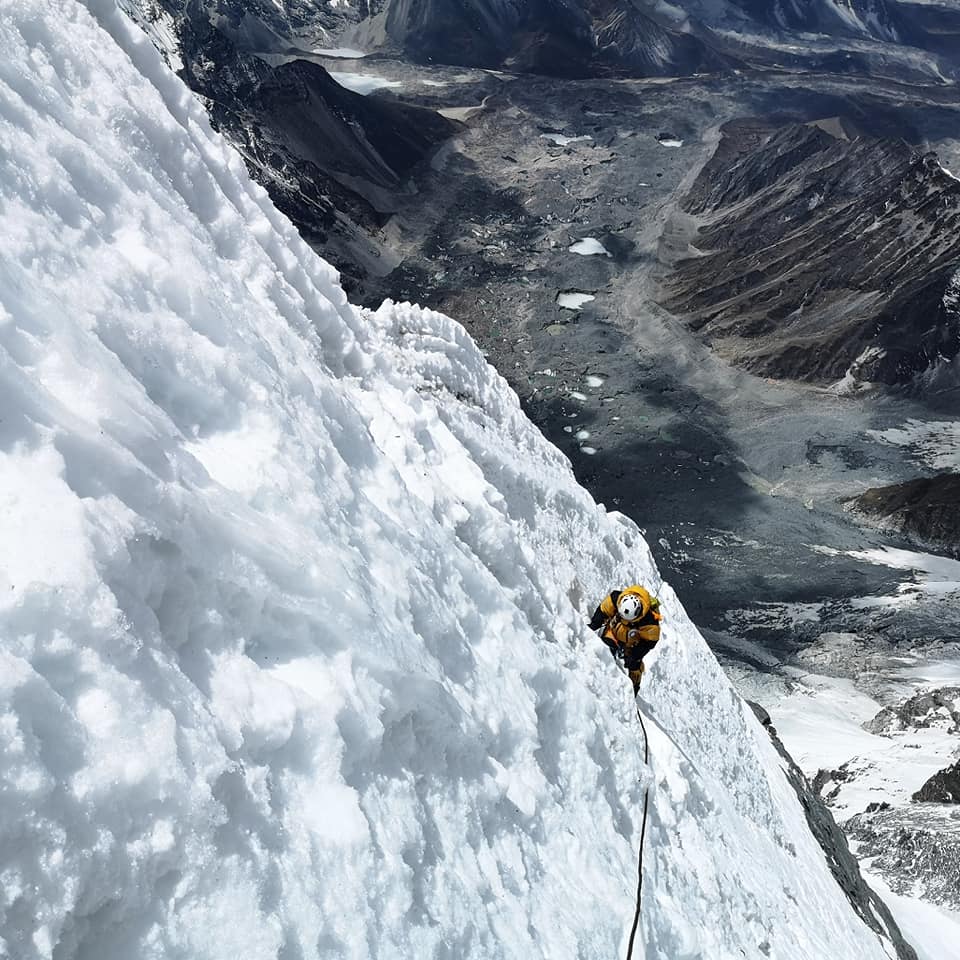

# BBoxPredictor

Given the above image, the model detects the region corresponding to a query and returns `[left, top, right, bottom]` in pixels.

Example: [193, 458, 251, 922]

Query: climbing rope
[626, 703, 651, 960]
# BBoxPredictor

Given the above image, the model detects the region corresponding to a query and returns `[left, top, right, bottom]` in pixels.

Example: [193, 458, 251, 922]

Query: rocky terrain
[848, 803, 960, 910]
[724, 614, 960, 925]
[119, 3, 960, 648]
[853, 473, 960, 556]
[660, 119, 960, 386]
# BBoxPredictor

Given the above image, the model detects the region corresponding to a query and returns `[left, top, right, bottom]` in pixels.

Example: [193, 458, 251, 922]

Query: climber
[588, 585, 662, 693]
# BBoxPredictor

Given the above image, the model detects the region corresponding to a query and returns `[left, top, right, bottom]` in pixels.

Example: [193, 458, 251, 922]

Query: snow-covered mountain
[0, 1, 922, 958]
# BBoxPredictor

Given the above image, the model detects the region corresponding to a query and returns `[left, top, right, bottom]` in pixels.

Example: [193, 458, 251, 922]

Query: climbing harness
[605, 615, 646, 649]
[626, 702, 651, 960]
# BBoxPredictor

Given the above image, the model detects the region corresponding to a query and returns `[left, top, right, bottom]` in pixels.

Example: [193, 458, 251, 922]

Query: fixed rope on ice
[587, 582, 660, 959]
[626, 701, 651, 960]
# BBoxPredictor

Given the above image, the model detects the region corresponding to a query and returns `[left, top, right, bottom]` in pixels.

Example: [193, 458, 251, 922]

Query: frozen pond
[330, 72, 402, 95]
[312, 47, 366, 59]
[556, 291, 595, 310]
[569, 238, 610, 257]
[541, 133, 592, 146]
[438, 99, 489, 121]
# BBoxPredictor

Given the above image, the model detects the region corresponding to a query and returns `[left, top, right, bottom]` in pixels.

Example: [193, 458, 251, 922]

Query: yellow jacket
[593, 585, 661, 649]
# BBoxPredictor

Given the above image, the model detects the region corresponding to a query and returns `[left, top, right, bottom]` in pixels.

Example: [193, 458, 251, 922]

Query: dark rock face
[914, 761, 960, 803]
[754, 704, 918, 960]
[354, 0, 734, 77]
[853, 474, 960, 556]
[660, 0, 960, 78]
[247, 60, 455, 204]
[746, 699, 772, 728]
[579, 0, 732, 77]
[335, 0, 960, 81]
[189, 0, 356, 51]
[660, 119, 960, 387]
[812, 762, 857, 805]
[726, 0, 907, 42]
[120, 0, 454, 288]
[899, 0, 960, 61]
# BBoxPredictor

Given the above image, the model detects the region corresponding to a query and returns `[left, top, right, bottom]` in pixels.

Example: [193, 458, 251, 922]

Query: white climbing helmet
[617, 593, 643, 622]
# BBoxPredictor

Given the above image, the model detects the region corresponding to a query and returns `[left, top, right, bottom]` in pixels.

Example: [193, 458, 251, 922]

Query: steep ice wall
[0, 1, 904, 958]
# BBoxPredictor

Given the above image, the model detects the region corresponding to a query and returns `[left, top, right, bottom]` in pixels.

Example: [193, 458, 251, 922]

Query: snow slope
[866, 870, 960, 960]
[0, 1, 905, 958]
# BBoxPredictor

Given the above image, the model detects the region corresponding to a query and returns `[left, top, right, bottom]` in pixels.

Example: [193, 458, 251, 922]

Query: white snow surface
[869, 418, 960, 471]
[865, 870, 960, 960]
[0, 2, 899, 959]
[730, 661, 957, 818]
[814, 545, 960, 607]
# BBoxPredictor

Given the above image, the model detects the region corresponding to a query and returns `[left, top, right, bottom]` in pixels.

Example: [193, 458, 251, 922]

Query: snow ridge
[0, 1, 902, 958]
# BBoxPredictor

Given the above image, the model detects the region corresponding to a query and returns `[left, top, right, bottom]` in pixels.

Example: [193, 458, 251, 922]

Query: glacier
[0, 0, 909, 957]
